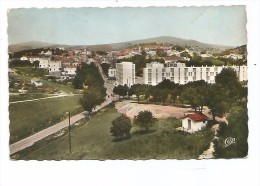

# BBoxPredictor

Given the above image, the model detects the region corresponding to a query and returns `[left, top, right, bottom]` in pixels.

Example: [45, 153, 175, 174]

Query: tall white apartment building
[143, 62, 247, 85]
[116, 62, 135, 87]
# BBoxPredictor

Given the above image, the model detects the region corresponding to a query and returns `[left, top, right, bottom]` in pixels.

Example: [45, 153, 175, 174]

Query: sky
[8, 6, 247, 46]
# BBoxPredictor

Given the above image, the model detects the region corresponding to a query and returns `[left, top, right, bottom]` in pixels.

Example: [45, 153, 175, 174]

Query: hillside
[224, 45, 247, 55]
[8, 41, 70, 52]
[9, 36, 235, 52]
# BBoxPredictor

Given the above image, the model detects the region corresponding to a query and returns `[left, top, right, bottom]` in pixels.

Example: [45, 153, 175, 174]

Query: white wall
[182, 118, 206, 133]
[63, 67, 77, 76]
[143, 62, 164, 85]
[108, 68, 116, 77]
[49, 61, 61, 72]
[143, 62, 248, 85]
[116, 62, 135, 87]
[38, 58, 50, 68]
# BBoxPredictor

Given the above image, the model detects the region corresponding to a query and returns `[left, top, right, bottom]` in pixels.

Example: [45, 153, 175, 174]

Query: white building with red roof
[182, 113, 208, 133]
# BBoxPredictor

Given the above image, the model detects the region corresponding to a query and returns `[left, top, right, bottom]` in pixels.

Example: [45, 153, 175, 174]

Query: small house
[182, 113, 208, 133]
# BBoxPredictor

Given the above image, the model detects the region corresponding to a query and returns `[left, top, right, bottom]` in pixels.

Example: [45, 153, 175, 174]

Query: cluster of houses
[17, 45, 247, 88]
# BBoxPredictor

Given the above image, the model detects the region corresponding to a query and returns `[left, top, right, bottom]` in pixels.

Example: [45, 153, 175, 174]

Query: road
[10, 62, 118, 155]
[10, 111, 87, 154]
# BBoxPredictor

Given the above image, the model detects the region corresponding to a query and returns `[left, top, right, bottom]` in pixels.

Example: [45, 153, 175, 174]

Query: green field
[21, 107, 214, 160]
[9, 96, 83, 144]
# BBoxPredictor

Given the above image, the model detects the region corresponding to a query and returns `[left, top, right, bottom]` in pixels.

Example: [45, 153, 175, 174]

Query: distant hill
[9, 36, 236, 52]
[8, 41, 70, 52]
[224, 45, 247, 55]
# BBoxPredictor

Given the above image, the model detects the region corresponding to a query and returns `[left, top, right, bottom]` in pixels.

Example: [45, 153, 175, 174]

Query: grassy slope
[9, 96, 82, 144]
[22, 107, 213, 160]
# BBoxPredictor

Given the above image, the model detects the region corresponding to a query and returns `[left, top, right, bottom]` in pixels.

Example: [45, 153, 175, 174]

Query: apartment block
[143, 62, 247, 85]
[116, 62, 135, 87]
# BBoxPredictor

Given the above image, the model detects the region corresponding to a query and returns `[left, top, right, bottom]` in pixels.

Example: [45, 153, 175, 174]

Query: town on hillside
[8, 40, 248, 160]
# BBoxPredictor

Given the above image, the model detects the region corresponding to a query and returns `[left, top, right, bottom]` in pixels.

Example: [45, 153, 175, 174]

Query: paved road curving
[10, 111, 87, 155]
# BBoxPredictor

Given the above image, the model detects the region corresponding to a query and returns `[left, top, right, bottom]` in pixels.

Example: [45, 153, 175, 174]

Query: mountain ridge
[9, 36, 238, 52]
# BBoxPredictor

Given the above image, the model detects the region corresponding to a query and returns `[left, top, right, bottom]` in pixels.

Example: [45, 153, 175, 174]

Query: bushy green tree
[101, 63, 110, 76]
[134, 110, 157, 131]
[113, 85, 128, 97]
[110, 115, 132, 139]
[80, 87, 104, 114]
[73, 63, 104, 89]
[180, 87, 200, 112]
[215, 68, 242, 104]
[205, 84, 228, 121]
[214, 106, 248, 158]
[128, 84, 145, 103]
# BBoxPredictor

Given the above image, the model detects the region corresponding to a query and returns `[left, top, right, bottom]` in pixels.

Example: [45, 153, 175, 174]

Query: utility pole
[68, 112, 71, 153]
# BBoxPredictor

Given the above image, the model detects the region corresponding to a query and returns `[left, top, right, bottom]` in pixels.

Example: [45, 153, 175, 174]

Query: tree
[214, 105, 248, 158]
[205, 84, 228, 121]
[33, 60, 40, 67]
[80, 88, 104, 114]
[215, 68, 242, 103]
[128, 84, 144, 103]
[101, 63, 110, 76]
[158, 89, 169, 105]
[180, 87, 200, 112]
[225, 106, 248, 157]
[113, 85, 128, 97]
[156, 49, 167, 57]
[110, 115, 132, 139]
[180, 51, 191, 58]
[73, 63, 104, 89]
[134, 110, 157, 131]
[141, 50, 147, 56]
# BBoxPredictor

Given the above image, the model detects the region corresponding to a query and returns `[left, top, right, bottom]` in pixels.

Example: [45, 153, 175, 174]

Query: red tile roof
[185, 113, 208, 122]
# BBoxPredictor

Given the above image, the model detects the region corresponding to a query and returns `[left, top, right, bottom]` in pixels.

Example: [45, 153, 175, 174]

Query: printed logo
[225, 137, 236, 147]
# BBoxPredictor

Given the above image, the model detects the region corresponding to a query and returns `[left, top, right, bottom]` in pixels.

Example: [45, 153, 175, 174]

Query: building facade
[116, 62, 135, 87]
[48, 61, 62, 77]
[143, 62, 247, 85]
[62, 66, 77, 76]
[182, 113, 208, 133]
[108, 68, 116, 79]
[39, 58, 51, 68]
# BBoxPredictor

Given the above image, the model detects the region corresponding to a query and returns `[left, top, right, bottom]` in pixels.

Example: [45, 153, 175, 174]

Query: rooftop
[185, 113, 208, 122]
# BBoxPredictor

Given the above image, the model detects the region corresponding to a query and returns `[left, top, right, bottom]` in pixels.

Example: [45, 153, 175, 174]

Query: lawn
[20, 106, 214, 160]
[9, 96, 83, 144]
